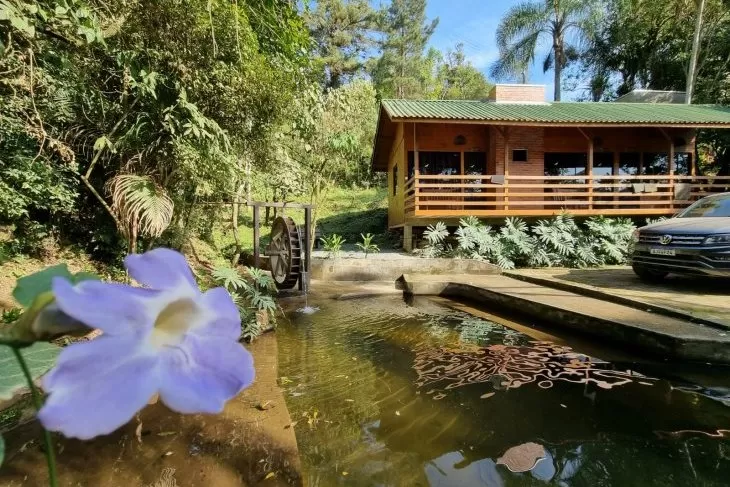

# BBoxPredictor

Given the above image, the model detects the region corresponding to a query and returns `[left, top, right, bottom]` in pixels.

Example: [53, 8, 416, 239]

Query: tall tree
[429, 44, 494, 100]
[305, 0, 376, 88]
[371, 0, 438, 99]
[490, 0, 598, 101]
[686, 0, 707, 103]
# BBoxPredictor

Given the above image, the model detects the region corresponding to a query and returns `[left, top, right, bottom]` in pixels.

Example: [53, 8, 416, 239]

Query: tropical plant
[490, 0, 600, 100]
[107, 174, 174, 254]
[355, 233, 380, 256]
[420, 214, 636, 269]
[419, 221, 451, 258]
[212, 266, 278, 341]
[320, 234, 346, 258]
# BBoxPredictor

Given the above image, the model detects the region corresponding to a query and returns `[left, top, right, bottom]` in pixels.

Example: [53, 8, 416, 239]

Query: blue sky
[424, 0, 576, 101]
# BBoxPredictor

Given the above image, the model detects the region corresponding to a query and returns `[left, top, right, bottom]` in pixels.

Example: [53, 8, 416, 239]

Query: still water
[278, 294, 730, 486]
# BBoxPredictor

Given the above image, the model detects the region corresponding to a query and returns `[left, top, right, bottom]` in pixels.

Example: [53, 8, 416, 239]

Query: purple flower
[37, 248, 254, 440]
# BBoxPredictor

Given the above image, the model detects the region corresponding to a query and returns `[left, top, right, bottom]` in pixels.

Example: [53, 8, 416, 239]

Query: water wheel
[266, 216, 301, 289]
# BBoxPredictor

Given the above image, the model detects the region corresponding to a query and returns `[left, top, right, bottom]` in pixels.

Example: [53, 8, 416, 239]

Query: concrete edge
[503, 271, 730, 332]
[401, 276, 730, 364]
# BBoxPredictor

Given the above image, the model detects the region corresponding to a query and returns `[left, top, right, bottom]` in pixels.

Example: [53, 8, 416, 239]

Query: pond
[279, 293, 730, 486]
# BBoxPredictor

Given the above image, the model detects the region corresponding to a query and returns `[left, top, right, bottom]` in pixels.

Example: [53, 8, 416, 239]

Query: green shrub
[211, 266, 278, 341]
[355, 233, 380, 256]
[320, 234, 346, 258]
[420, 214, 637, 269]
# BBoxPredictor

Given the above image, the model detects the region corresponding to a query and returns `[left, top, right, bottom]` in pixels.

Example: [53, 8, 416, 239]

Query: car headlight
[704, 234, 730, 245]
[632, 229, 641, 243]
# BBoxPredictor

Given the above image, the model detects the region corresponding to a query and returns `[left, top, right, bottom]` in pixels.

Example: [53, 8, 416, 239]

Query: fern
[107, 174, 174, 238]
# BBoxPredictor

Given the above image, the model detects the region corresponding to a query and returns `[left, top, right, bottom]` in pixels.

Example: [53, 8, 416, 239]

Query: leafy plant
[418, 222, 451, 258]
[320, 234, 346, 258]
[355, 233, 380, 256]
[421, 214, 636, 270]
[107, 174, 174, 253]
[212, 266, 278, 341]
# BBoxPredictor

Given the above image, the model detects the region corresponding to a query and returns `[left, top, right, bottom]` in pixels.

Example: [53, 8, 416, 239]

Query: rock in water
[496, 442, 546, 473]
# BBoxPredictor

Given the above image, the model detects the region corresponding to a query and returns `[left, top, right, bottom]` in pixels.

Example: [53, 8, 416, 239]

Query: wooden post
[253, 204, 260, 268]
[302, 207, 311, 293]
[403, 225, 413, 252]
[503, 127, 510, 211]
[577, 128, 593, 210]
[612, 151, 620, 208]
[414, 123, 420, 214]
[659, 128, 675, 209]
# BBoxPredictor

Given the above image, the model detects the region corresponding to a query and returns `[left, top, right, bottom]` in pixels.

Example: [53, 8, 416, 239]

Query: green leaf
[12, 265, 73, 308]
[0, 342, 61, 400]
[11, 266, 99, 308]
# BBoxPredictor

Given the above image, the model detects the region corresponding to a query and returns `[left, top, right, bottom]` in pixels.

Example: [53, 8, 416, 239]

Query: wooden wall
[403, 122, 490, 152]
[543, 127, 696, 153]
[387, 122, 405, 227]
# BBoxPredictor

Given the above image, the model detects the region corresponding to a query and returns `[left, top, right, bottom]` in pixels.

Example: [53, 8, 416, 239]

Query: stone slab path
[401, 274, 730, 364]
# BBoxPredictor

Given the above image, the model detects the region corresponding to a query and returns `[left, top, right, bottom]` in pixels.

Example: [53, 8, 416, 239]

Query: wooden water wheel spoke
[265, 216, 301, 289]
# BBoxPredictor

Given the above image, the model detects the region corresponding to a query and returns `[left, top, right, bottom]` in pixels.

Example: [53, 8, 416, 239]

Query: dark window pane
[619, 153, 640, 176]
[593, 152, 614, 176]
[407, 152, 415, 180]
[544, 153, 587, 177]
[512, 149, 528, 162]
[674, 152, 691, 176]
[419, 152, 461, 175]
[464, 152, 487, 175]
[643, 153, 668, 175]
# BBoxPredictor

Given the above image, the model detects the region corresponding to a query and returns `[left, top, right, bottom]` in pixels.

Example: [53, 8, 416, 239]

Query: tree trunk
[686, 0, 706, 104]
[553, 35, 562, 102]
[230, 181, 244, 267]
[244, 157, 252, 215]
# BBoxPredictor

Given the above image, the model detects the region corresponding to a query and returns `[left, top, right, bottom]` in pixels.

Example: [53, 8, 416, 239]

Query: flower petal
[52, 278, 158, 336]
[38, 336, 159, 440]
[196, 287, 241, 339]
[159, 334, 254, 414]
[124, 248, 197, 290]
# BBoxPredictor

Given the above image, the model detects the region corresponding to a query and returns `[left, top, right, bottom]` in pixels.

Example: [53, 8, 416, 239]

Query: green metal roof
[381, 99, 730, 126]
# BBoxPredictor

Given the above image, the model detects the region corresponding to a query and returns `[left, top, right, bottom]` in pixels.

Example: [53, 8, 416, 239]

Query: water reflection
[278, 294, 730, 486]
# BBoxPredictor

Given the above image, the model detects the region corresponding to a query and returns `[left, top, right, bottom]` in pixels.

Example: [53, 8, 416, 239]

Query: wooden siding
[387, 122, 405, 227]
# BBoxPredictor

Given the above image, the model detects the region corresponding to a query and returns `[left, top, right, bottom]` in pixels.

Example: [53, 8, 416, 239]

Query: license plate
[650, 248, 676, 256]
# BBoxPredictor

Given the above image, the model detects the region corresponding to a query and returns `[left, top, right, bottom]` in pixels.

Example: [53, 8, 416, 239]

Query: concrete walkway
[400, 274, 730, 364]
[507, 267, 730, 329]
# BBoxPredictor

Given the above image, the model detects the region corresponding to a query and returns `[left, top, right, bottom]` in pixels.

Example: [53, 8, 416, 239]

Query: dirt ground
[0, 333, 301, 486]
[509, 267, 730, 326]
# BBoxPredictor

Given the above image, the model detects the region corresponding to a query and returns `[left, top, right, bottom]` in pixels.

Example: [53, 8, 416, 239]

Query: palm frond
[107, 174, 174, 238]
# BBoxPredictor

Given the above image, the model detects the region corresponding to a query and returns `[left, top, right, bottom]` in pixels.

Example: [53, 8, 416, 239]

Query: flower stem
[11, 347, 58, 487]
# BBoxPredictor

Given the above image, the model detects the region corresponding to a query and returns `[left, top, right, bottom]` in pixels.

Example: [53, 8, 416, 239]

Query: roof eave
[386, 116, 730, 129]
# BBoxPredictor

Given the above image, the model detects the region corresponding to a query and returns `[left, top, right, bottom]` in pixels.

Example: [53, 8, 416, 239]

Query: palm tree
[490, 0, 598, 101]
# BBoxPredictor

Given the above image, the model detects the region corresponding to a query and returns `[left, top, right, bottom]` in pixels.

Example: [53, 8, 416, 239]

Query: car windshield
[678, 194, 730, 217]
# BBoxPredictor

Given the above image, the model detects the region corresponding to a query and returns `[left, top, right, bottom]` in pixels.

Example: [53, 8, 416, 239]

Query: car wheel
[632, 265, 668, 283]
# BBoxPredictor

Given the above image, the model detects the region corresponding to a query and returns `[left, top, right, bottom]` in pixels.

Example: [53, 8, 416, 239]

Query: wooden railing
[403, 175, 730, 218]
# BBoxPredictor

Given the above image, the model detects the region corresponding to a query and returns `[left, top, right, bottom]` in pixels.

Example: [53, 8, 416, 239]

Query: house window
[407, 151, 415, 180]
[619, 153, 641, 176]
[392, 164, 398, 196]
[592, 152, 614, 176]
[643, 153, 668, 175]
[512, 149, 528, 162]
[674, 153, 691, 176]
[544, 153, 587, 177]
[418, 152, 461, 175]
[464, 152, 487, 175]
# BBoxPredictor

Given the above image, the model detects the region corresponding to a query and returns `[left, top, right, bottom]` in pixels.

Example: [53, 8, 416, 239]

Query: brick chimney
[488, 84, 546, 103]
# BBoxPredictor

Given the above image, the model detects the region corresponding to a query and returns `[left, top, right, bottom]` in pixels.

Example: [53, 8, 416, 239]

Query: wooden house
[371, 85, 730, 250]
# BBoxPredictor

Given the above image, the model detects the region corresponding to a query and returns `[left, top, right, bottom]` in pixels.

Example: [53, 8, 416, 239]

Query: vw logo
[659, 235, 673, 245]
